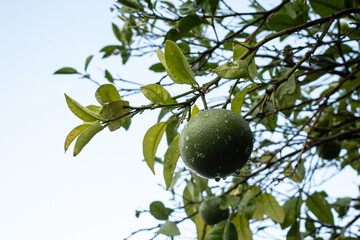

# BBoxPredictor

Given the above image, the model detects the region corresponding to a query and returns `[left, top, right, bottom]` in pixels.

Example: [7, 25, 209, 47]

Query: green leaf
[54, 67, 78, 74]
[281, 196, 303, 229]
[261, 151, 278, 163]
[104, 69, 115, 83]
[84, 55, 93, 72]
[205, 220, 237, 240]
[275, 70, 297, 99]
[157, 109, 170, 122]
[220, 195, 240, 210]
[64, 124, 92, 152]
[233, 214, 252, 240]
[149, 63, 166, 72]
[233, 42, 255, 63]
[306, 192, 334, 225]
[117, 0, 144, 10]
[64, 94, 100, 122]
[95, 84, 121, 106]
[164, 40, 197, 85]
[157, 221, 180, 237]
[112, 23, 123, 43]
[143, 122, 167, 174]
[238, 190, 256, 219]
[100, 100, 129, 131]
[165, 119, 178, 145]
[193, 214, 211, 239]
[163, 134, 180, 190]
[207, 0, 219, 15]
[263, 193, 285, 223]
[165, 14, 203, 42]
[149, 201, 173, 220]
[191, 104, 201, 117]
[140, 84, 175, 105]
[268, 14, 295, 31]
[231, 87, 250, 115]
[286, 222, 302, 240]
[183, 180, 200, 218]
[211, 60, 248, 79]
[309, 0, 350, 17]
[333, 197, 352, 218]
[122, 116, 131, 130]
[252, 191, 265, 220]
[156, 48, 179, 84]
[73, 123, 104, 156]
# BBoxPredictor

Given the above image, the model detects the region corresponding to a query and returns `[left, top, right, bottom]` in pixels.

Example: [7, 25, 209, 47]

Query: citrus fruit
[199, 197, 229, 226]
[179, 109, 253, 179]
[317, 139, 341, 160]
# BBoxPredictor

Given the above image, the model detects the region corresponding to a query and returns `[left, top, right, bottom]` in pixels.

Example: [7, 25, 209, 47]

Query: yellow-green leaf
[193, 214, 211, 239]
[54, 67, 78, 74]
[143, 122, 167, 174]
[233, 42, 255, 63]
[157, 48, 179, 84]
[263, 193, 285, 223]
[140, 84, 175, 105]
[164, 40, 197, 85]
[191, 104, 201, 117]
[95, 84, 121, 105]
[73, 123, 104, 156]
[64, 94, 101, 122]
[233, 214, 252, 240]
[64, 124, 92, 152]
[231, 87, 250, 115]
[100, 100, 129, 131]
[164, 134, 180, 190]
[210, 60, 248, 79]
[306, 192, 334, 225]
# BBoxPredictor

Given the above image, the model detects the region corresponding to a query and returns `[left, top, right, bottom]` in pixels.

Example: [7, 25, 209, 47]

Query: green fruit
[317, 139, 341, 160]
[179, 109, 253, 179]
[199, 197, 229, 226]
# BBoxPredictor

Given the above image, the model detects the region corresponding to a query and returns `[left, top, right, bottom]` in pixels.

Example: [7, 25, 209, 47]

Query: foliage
[55, 0, 360, 239]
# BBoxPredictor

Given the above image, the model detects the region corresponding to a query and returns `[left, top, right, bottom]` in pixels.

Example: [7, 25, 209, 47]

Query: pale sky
[0, 1, 174, 239]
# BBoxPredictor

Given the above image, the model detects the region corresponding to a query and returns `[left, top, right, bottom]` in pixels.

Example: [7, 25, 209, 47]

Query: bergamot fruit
[179, 109, 253, 179]
[317, 139, 341, 160]
[199, 197, 229, 226]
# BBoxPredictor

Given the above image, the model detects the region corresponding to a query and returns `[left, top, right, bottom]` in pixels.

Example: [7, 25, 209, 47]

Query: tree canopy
[55, 0, 360, 239]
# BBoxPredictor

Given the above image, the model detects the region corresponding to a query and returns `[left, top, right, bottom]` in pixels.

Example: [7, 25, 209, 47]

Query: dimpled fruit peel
[179, 109, 253, 180]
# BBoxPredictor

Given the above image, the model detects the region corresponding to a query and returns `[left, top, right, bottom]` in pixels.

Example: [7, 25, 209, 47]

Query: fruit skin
[317, 139, 341, 160]
[179, 109, 253, 179]
[199, 197, 229, 226]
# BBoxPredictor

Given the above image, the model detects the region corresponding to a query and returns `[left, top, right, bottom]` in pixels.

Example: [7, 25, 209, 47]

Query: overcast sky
[0, 1, 176, 239]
